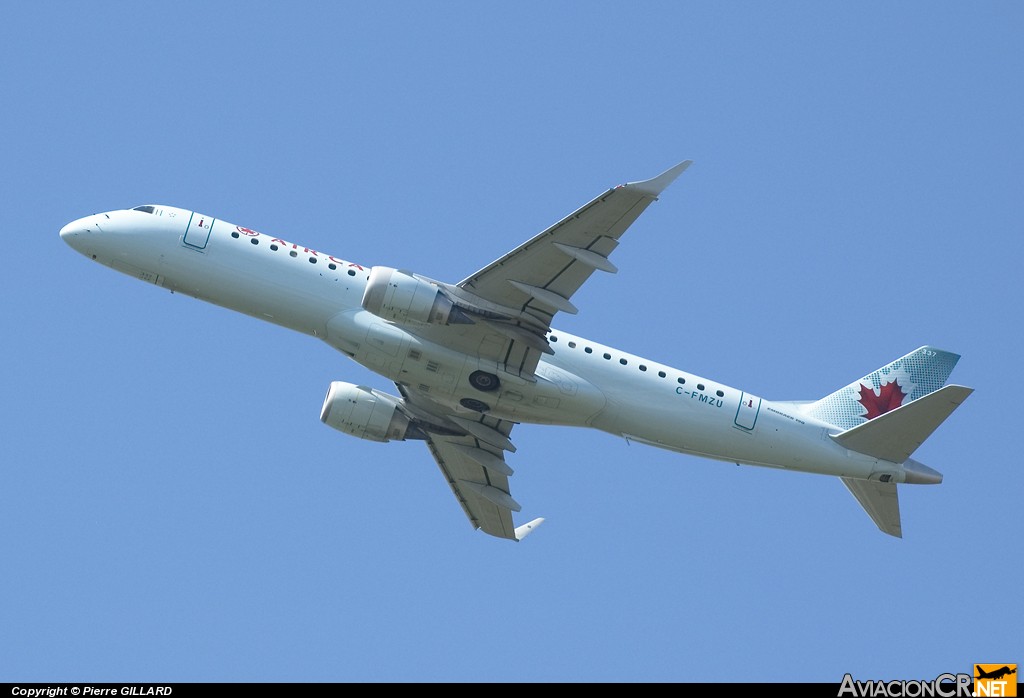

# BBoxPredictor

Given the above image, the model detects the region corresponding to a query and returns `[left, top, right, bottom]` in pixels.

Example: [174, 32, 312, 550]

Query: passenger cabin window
[132, 205, 155, 214]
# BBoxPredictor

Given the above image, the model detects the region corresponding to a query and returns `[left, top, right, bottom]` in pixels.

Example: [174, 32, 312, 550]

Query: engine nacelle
[320, 382, 419, 442]
[361, 266, 465, 326]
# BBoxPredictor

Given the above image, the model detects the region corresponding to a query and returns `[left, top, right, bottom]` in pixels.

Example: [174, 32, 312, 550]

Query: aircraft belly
[494, 365, 606, 426]
[322, 314, 605, 425]
[593, 394, 729, 455]
[591, 387, 877, 478]
[130, 219, 366, 337]
[163, 252, 341, 335]
[107, 257, 164, 286]
[546, 344, 875, 476]
[93, 233, 176, 286]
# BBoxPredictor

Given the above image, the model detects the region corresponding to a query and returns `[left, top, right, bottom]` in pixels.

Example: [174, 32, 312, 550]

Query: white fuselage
[60, 206, 898, 483]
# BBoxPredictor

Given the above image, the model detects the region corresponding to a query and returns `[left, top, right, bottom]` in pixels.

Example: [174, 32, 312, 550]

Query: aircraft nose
[59, 220, 80, 241]
[60, 215, 101, 251]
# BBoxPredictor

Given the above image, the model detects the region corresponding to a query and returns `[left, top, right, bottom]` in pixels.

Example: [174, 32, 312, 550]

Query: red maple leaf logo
[857, 380, 907, 420]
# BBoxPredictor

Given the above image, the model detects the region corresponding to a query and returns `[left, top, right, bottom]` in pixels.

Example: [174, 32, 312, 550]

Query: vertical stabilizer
[804, 346, 961, 431]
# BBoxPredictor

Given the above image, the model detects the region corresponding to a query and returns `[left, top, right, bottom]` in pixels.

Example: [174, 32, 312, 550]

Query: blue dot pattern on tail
[803, 347, 961, 431]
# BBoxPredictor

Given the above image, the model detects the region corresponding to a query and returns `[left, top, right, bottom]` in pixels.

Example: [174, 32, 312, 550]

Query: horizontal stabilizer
[830, 384, 974, 463]
[842, 478, 902, 538]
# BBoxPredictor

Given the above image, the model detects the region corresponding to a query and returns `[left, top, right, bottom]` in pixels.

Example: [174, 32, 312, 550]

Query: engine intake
[361, 266, 471, 326]
[319, 382, 424, 442]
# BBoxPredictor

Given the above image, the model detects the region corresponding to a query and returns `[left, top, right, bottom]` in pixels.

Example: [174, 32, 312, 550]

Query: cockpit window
[132, 205, 155, 214]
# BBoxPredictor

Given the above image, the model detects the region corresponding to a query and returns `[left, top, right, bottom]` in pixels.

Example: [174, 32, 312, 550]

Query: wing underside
[398, 383, 529, 540]
[426, 428, 519, 539]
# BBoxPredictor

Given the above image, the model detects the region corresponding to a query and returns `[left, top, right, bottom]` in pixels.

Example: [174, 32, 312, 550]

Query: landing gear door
[183, 212, 215, 249]
[735, 392, 761, 430]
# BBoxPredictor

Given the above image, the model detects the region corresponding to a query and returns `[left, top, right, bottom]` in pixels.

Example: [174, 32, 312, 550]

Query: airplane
[976, 667, 1017, 681]
[59, 160, 973, 541]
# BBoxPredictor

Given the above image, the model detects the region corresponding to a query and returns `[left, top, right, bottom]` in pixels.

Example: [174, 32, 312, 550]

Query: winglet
[514, 517, 545, 541]
[626, 160, 693, 197]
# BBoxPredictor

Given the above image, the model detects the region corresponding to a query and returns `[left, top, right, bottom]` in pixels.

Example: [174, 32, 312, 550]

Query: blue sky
[1, 2, 1020, 683]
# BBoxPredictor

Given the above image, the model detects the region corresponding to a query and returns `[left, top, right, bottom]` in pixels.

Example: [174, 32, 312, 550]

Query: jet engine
[361, 266, 471, 326]
[319, 382, 425, 442]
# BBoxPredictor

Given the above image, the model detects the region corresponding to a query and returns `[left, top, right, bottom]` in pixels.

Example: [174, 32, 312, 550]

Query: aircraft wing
[456, 160, 692, 331]
[384, 162, 692, 538]
[397, 161, 692, 383]
[398, 384, 542, 540]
